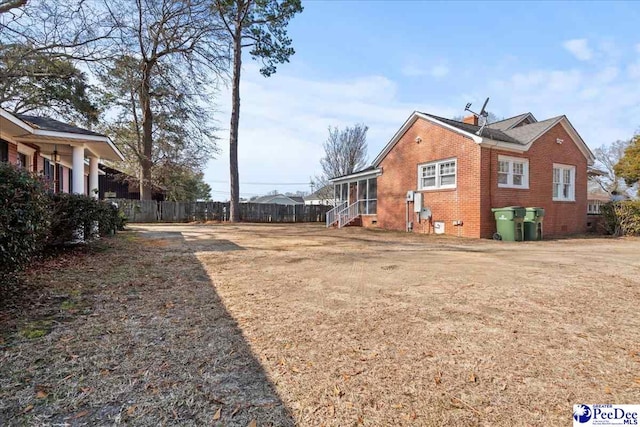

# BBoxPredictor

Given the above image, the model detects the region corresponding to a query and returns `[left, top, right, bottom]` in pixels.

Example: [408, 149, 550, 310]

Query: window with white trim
[497, 155, 529, 189]
[418, 158, 457, 190]
[553, 163, 575, 201]
[587, 200, 602, 214]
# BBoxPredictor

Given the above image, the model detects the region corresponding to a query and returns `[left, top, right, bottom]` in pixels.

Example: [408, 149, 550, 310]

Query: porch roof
[0, 109, 124, 161]
[329, 167, 381, 184]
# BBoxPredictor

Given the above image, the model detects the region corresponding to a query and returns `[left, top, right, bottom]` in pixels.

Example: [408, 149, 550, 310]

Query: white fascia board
[105, 137, 125, 161]
[518, 117, 594, 165]
[33, 129, 109, 143]
[372, 112, 482, 167]
[32, 130, 124, 162]
[482, 116, 595, 165]
[330, 168, 382, 184]
[0, 109, 34, 133]
[478, 138, 527, 153]
[418, 113, 483, 143]
[17, 142, 37, 156]
[558, 119, 595, 165]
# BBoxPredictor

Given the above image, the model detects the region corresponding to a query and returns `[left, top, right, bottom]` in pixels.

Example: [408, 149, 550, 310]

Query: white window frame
[552, 163, 576, 202]
[17, 143, 35, 172]
[497, 155, 529, 189]
[587, 200, 602, 214]
[418, 158, 457, 190]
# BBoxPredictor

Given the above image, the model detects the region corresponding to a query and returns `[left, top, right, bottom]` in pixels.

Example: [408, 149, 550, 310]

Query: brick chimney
[463, 115, 478, 125]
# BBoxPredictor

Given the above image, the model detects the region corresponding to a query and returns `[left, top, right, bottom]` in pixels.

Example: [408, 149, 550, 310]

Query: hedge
[0, 163, 51, 273]
[0, 163, 126, 274]
[600, 200, 640, 236]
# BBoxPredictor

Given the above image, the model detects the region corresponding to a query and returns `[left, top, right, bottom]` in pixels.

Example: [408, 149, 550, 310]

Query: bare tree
[99, 0, 228, 199]
[211, 0, 303, 222]
[313, 124, 369, 199]
[592, 139, 632, 195]
[320, 124, 369, 178]
[0, 0, 119, 121]
[0, 0, 119, 73]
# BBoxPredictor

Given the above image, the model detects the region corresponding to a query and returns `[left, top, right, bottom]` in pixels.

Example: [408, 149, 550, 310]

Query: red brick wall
[376, 118, 483, 237]
[36, 152, 44, 174]
[7, 140, 17, 164]
[361, 215, 378, 227]
[479, 122, 588, 238]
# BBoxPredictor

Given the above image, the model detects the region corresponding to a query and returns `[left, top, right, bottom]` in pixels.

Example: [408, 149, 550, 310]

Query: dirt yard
[2, 223, 640, 426]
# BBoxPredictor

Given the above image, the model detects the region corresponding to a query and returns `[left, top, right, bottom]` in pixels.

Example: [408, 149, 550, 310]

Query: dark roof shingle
[420, 113, 524, 144]
[16, 114, 106, 138]
[502, 116, 564, 145]
[487, 113, 536, 131]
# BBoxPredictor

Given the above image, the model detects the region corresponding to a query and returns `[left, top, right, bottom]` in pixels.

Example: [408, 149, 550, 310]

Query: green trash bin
[491, 206, 526, 241]
[523, 207, 545, 241]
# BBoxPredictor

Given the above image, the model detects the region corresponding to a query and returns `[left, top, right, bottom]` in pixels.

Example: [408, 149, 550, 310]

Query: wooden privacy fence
[112, 200, 332, 223]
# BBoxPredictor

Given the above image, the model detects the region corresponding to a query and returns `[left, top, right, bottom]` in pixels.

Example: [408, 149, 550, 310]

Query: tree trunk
[228, 20, 243, 221]
[140, 62, 154, 200]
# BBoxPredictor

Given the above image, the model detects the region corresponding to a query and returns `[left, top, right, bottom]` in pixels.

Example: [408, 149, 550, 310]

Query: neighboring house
[304, 185, 336, 206]
[328, 111, 595, 238]
[250, 194, 304, 205]
[587, 188, 610, 215]
[0, 109, 124, 196]
[99, 164, 166, 201]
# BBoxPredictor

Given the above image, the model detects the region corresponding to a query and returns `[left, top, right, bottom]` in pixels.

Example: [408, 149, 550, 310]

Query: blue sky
[205, 1, 640, 200]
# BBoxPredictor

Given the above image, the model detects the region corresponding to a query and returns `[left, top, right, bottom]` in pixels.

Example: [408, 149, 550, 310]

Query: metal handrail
[326, 201, 347, 227]
[337, 201, 359, 228]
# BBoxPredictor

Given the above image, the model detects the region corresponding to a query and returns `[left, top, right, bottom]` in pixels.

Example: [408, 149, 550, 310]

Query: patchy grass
[20, 320, 53, 339]
[0, 232, 291, 426]
[137, 223, 640, 426]
[2, 223, 640, 426]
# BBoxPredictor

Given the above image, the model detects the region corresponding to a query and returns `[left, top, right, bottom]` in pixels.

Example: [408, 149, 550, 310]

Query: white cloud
[401, 61, 449, 78]
[563, 38, 593, 61]
[205, 65, 455, 199]
[487, 64, 640, 148]
[205, 50, 640, 200]
[401, 64, 426, 77]
[430, 64, 449, 78]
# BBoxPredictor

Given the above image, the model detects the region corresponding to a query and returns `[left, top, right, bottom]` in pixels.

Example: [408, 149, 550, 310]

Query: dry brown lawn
[2, 223, 640, 426]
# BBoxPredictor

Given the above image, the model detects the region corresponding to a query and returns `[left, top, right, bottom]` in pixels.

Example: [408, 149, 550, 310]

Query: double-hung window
[418, 158, 457, 190]
[552, 163, 575, 201]
[497, 155, 529, 189]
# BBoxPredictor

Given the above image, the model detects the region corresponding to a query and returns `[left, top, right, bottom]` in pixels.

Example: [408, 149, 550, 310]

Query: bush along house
[327, 111, 595, 238]
[0, 108, 125, 196]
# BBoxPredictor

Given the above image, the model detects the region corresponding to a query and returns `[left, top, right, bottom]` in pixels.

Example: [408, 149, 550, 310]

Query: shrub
[0, 163, 51, 274]
[600, 200, 640, 236]
[48, 194, 124, 245]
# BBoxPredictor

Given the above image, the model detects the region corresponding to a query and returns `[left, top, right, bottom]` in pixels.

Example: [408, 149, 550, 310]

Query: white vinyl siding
[553, 163, 575, 201]
[418, 158, 457, 190]
[497, 155, 529, 189]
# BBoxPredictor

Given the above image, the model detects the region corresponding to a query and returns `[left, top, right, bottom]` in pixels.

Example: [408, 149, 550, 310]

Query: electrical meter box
[420, 207, 432, 220]
[413, 192, 422, 212]
[406, 191, 414, 201]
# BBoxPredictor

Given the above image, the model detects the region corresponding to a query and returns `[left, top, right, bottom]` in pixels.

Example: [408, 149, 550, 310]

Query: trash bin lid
[525, 207, 545, 216]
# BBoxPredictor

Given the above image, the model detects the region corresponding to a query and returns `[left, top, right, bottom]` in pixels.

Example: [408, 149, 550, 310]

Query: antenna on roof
[464, 97, 490, 136]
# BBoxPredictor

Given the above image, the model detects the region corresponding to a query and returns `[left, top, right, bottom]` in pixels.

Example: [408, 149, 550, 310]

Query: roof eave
[372, 112, 482, 167]
[330, 168, 382, 184]
[521, 116, 595, 165]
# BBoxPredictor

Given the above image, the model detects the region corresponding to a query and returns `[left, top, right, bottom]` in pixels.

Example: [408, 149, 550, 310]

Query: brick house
[327, 111, 595, 238]
[1, 108, 124, 196]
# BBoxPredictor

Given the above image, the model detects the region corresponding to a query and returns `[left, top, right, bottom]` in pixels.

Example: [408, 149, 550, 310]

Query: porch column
[89, 156, 99, 199]
[72, 145, 85, 195]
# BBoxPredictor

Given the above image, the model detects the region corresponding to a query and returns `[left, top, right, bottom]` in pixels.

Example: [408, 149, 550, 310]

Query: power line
[204, 180, 310, 186]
